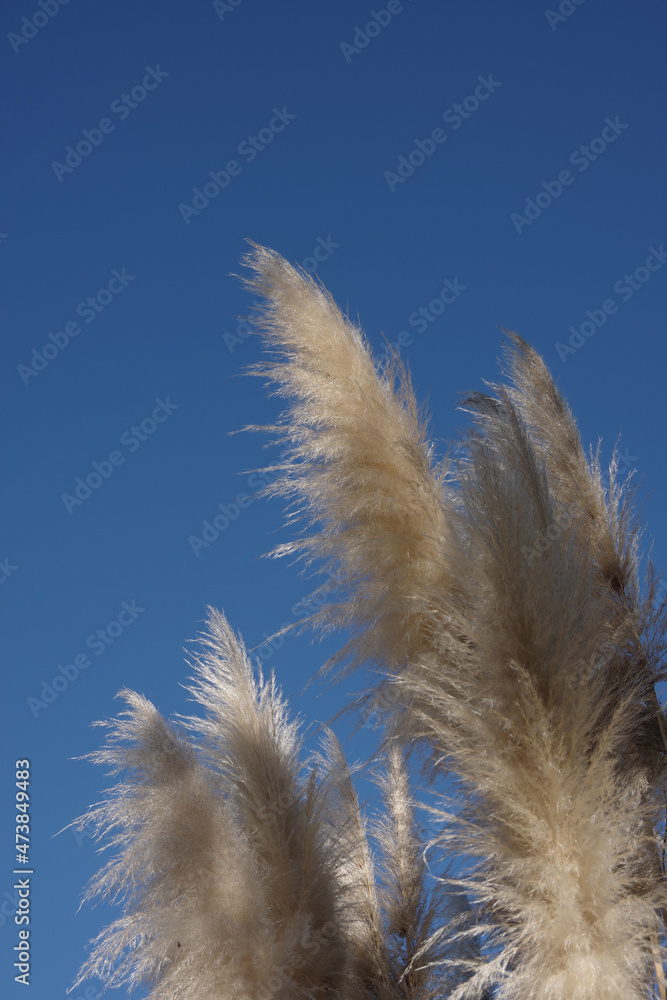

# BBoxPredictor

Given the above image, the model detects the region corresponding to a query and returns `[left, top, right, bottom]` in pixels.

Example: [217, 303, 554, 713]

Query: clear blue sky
[1, 1, 666, 997]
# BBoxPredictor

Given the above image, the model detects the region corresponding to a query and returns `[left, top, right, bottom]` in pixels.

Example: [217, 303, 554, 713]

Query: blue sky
[1, 0, 666, 997]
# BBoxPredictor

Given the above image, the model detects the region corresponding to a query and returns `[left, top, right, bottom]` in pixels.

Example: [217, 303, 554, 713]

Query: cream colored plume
[70, 611, 353, 1000]
[237, 243, 454, 698]
[72, 246, 667, 1000]
[71, 610, 454, 1000]
[237, 248, 667, 1000]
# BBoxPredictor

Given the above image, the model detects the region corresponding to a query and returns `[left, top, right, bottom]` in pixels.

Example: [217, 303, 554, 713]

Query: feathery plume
[311, 728, 394, 1000]
[237, 243, 453, 698]
[238, 247, 667, 999]
[370, 744, 475, 1000]
[74, 245, 667, 1000]
[71, 610, 353, 1000]
[393, 366, 667, 997]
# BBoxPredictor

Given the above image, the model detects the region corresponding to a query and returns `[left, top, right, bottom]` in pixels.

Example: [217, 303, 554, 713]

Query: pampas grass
[74, 245, 667, 1000]
[72, 611, 452, 1000]
[71, 611, 352, 1000]
[236, 244, 453, 702]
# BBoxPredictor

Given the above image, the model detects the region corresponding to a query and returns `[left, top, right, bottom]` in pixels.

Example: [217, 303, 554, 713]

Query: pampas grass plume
[73, 245, 667, 1000]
